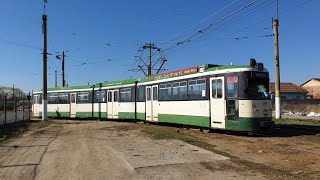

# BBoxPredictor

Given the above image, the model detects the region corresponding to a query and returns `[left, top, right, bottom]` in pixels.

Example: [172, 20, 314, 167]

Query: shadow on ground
[31, 118, 320, 138]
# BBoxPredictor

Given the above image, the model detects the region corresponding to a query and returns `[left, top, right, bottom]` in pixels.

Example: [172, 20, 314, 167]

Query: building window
[159, 83, 172, 100]
[188, 79, 206, 100]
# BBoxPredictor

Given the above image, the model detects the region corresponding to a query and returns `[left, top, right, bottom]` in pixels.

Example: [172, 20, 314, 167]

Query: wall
[0, 111, 30, 125]
[281, 92, 306, 100]
[301, 80, 320, 99]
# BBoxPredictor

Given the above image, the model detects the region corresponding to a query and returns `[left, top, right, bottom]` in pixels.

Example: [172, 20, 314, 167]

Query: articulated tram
[33, 59, 273, 132]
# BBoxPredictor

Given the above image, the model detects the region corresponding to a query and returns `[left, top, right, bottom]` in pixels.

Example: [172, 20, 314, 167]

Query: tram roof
[138, 65, 251, 83]
[38, 64, 258, 93]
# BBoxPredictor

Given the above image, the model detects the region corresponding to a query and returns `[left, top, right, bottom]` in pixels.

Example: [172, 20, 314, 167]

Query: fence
[272, 99, 320, 113]
[0, 97, 31, 126]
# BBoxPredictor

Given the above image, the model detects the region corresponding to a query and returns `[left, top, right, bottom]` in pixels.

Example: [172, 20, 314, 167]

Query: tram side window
[226, 75, 238, 98]
[95, 90, 106, 103]
[137, 86, 145, 102]
[59, 93, 69, 104]
[48, 93, 59, 104]
[212, 80, 223, 98]
[107, 91, 112, 102]
[172, 81, 187, 100]
[188, 79, 206, 100]
[120, 88, 131, 102]
[77, 92, 90, 103]
[159, 83, 172, 101]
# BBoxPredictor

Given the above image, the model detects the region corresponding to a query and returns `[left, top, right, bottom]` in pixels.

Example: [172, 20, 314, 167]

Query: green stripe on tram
[93, 112, 107, 118]
[47, 112, 70, 117]
[136, 113, 146, 120]
[158, 114, 210, 127]
[225, 117, 273, 131]
[75, 112, 107, 118]
[205, 65, 250, 72]
[76, 112, 92, 118]
[97, 79, 136, 88]
[118, 112, 145, 120]
[48, 85, 92, 91]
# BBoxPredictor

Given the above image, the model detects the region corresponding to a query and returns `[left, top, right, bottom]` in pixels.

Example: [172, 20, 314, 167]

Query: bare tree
[0, 86, 26, 100]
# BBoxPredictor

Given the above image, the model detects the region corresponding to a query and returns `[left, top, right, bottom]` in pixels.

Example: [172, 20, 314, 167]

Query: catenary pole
[148, 43, 152, 76]
[55, 70, 57, 87]
[42, 1, 48, 121]
[62, 51, 65, 87]
[273, 0, 281, 119]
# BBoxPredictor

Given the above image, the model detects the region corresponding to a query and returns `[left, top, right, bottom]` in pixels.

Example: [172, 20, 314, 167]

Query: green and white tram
[33, 59, 273, 132]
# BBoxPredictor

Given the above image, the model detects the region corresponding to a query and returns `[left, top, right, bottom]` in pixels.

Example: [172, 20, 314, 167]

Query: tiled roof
[300, 78, 320, 87]
[269, 82, 307, 93]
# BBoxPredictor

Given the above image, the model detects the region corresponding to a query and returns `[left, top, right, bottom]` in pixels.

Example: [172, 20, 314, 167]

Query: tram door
[33, 95, 39, 117]
[113, 90, 119, 119]
[107, 90, 119, 119]
[210, 77, 226, 129]
[146, 85, 158, 122]
[70, 93, 77, 118]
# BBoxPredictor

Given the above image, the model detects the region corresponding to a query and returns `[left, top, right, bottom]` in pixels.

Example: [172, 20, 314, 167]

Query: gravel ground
[280, 115, 320, 120]
[0, 120, 267, 180]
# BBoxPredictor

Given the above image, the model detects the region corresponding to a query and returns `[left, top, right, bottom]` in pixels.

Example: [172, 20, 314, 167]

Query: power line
[175, 0, 259, 46]
[0, 38, 41, 50]
[159, 0, 245, 45]
[160, 0, 275, 58]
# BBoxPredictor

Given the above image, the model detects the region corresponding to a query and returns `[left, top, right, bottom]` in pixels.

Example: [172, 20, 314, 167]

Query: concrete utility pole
[42, 1, 48, 121]
[273, 0, 281, 119]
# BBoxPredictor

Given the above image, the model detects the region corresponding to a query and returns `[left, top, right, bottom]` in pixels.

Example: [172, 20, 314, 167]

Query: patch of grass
[0, 120, 52, 145]
[274, 118, 320, 126]
[234, 159, 295, 179]
[141, 125, 303, 179]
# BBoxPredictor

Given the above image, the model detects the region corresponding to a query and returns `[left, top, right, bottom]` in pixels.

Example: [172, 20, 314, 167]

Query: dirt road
[0, 120, 267, 180]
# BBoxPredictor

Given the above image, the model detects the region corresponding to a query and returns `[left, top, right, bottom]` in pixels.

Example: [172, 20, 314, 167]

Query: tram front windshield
[244, 73, 271, 99]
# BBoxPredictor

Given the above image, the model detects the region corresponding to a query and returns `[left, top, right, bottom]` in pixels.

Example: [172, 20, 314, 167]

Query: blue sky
[0, 0, 319, 92]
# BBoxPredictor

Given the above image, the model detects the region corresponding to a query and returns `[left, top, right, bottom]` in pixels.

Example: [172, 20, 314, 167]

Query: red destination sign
[148, 66, 198, 80]
[227, 76, 238, 83]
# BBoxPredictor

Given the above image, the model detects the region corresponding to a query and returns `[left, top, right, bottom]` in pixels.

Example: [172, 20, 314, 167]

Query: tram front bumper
[260, 120, 274, 128]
